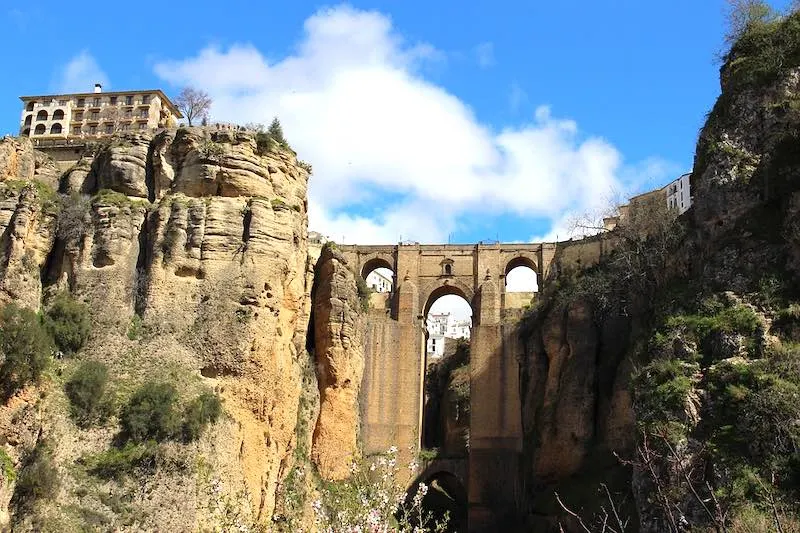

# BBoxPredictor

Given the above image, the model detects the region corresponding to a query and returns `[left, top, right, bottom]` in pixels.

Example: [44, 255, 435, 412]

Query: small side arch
[360, 256, 394, 283]
[504, 255, 538, 277]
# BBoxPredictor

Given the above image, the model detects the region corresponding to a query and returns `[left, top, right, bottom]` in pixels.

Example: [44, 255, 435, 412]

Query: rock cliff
[0, 128, 316, 530]
[519, 12, 800, 532]
[310, 244, 365, 480]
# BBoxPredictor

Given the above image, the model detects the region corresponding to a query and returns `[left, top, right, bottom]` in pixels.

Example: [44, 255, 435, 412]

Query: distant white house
[426, 312, 470, 358]
[366, 269, 392, 293]
[665, 172, 692, 215]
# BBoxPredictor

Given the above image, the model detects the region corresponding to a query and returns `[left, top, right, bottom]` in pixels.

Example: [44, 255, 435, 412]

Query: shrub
[355, 273, 372, 312]
[120, 382, 180, 442]
[127, 314, 142, 340]
[0, 303, 54, 399]
[182, 391, 222, 441]
[56, 193, 90, 244]
[0, 448, 15, 483]
[44, 292, 90, 355]
[65, 361, 113, 428]
[13, 440, 59, 511]
[84, 441, 158, 479]
[632, 358, 699, 433]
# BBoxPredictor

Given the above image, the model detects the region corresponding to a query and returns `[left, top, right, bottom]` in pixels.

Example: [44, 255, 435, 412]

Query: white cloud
[475, 42, 495, 68]
[53, 51, 109, 94]
[154, 5, 672, 244]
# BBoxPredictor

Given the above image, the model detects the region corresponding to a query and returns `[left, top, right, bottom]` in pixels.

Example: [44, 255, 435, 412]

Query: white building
[366, 269, 392, 293]
[665, 172, 692, 215]
[426, 313, 470, 358]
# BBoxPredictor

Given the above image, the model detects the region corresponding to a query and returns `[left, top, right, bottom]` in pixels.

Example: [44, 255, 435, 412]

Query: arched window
[52, 109, 64, 120]
[50, 123, 62, 135]
[36, 110, 48, 121]
[26, 102, 34, 111]
[24, 115, 32, 126]
[34, 124, 46, 135]
[21, 128, 30, 137]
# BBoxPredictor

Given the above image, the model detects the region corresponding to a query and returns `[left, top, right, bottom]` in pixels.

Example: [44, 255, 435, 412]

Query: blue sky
[2, 0, 789, 245]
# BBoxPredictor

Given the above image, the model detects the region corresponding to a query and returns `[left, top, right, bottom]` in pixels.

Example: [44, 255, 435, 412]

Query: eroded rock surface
[0, 130, 314, 529]
[311, 244, 365, 480]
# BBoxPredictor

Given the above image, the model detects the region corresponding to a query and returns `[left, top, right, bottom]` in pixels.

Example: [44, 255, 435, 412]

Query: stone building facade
[19, 84, 182, 139]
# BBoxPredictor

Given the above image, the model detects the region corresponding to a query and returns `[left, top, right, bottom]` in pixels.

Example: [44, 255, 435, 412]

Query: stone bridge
[337, 242, 565, 530]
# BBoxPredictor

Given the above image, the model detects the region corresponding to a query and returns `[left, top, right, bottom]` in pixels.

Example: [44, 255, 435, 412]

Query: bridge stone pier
[337, 242, 559, 531]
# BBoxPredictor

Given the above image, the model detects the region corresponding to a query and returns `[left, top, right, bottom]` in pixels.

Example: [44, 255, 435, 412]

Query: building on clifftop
[18, 84, 182, 141]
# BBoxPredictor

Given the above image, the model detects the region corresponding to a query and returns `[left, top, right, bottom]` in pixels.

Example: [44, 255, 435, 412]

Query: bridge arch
[405, 465, 469, 532]
[504, 254, 538, 277]
[422, 280, 475, 319]
[360, 256, 394, 281]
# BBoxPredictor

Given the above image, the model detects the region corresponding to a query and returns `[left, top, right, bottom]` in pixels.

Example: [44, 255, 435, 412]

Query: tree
[0, 303, 54, 399]
[724, 0, 778, 45]
[175, 87, 212, 126]
[267, 117, 288, 147]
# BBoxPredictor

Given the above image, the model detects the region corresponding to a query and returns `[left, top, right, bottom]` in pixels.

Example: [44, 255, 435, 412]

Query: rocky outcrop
[311, 244, 365, 480]
[0, 129, 314, 529]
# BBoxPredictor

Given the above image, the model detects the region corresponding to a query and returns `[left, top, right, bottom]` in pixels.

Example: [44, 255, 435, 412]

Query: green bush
[84, 441, 158, 479]
[120, 382, 180, 442]
[665, 304, 760, 340]
[44, 292, 90, 355]
[632, 358, 699, 432]
[65, 361, 113, 428]
[0, 448, 15, 483]
[355, 274, 372, 312]
[13, 440, 59, 511]
[0, 303, 54, 399]
[182, 391, 222, 441]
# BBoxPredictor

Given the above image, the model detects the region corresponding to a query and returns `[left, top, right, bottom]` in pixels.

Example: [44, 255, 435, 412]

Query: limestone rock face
[0, 185, 57, 310]
[0, 131, 314, 529]
[91, 134, 152, 198]
[311, 245, 365, 480]
[519, 299, 634, 507]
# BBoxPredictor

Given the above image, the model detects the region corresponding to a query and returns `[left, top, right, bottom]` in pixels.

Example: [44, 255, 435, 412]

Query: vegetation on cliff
[519, 5, 800, 531]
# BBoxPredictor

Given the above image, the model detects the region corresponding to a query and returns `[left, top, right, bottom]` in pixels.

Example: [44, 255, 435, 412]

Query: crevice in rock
[241, 199, 253, 248]
[144, 139, 156, 203]
[133, 211, 150, 316]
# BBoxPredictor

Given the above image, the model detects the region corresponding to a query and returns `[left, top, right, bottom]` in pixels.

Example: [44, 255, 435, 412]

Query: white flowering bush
[313, 446, 449, 533]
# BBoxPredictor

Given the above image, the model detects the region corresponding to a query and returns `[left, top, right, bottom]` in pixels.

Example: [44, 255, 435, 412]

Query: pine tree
[267, 117, 288, 147]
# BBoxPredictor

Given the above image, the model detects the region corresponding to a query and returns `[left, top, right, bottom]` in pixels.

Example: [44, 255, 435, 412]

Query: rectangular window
[89, 125, 97, 134]
[110, 96, 117, 105]
[77, 98, 85, 107]
[139, 110, 149, 118]
[125, 95, 133, 105]
[121, 124, 129, 132]
[58, 100, 67, 106]
[680, 180, 683, 189]
[125, 110, 132, 118]
[91, 111, 99, 119]
[73, 126, 81, 135]
[93, 98, 100, 107]
[75, 113, 83, 121]
[141, 94, 150, 104]
[105, 124, 114, 134]
[139, 123, 146, 131]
